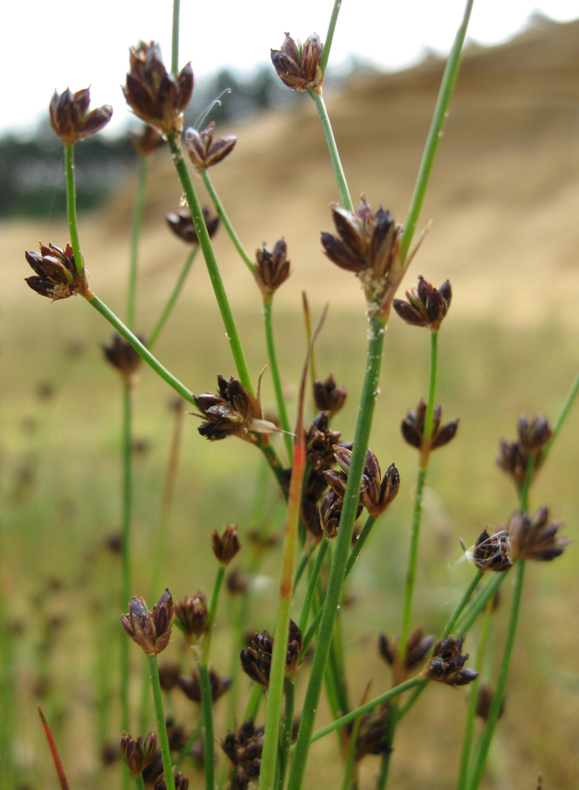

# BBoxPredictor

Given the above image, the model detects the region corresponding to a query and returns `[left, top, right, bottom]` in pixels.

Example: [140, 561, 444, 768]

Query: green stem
[287, 315, 387, 790]
[166, 132, 253, 393]
[345, 515, 376, 577]
[298, 538, 329, 636]
[263, 298, 293, 459]
[458, 573, 506, 635]
[201, 170, 255, 274]
[456, 602, 492, 790]
[243, 682, 264, 723]
[197, 660, 215, 790]
[400, 0, 475, 263]
[543, 369, 579, 464]
[148, 247, 199, 350]
[134, 776, 146, 790]
[293, 544, 317, 593]
[64, 143, 83, 276]
[467, 561, 526, 790]
[340, 712, 361, 790]
[277, 677, 296, 790]
[319, 0, 343, 77]
[300, 677, 421, 749]
[398, 330, 438, 664]
[87, 295, 195, 404]
[309, 91, 353, 212]
[127, 156, 148, 329]
[171, 0, 180, 76]
[121, 384, 133, 748]
[202, 566, 226, 664]
[148, 656, 176, 790]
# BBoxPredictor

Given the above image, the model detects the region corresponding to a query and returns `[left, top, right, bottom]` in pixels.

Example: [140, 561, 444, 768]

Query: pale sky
[3, 0, 578, 137]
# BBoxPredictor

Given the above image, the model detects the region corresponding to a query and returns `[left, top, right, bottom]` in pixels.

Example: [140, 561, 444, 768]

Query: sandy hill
[6, 15, 579, 325]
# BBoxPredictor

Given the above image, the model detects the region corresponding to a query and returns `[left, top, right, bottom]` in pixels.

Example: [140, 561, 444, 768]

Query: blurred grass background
[1, 16, 579, 790]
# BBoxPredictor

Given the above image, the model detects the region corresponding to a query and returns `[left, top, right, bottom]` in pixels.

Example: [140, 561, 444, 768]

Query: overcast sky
[3, 0, 577, 137]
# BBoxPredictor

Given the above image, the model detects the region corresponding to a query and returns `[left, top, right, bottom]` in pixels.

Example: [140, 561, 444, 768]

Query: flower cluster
[49, 87, 112, 144]
[221, 719, 264, 790]
[240, 621, 302, 688]
[254, 239, 291, 299]
[121, 731, 157, 777]
[506, 506, 568, 562]
[422, 636, 478, 687]
[393, 275, 452, 332]
[25, 243, 90, 300]
[379, 627, 434, 675]
[185, 123, 237, 171]
[401, 398, 458, 461]
[166, 207, 220, 244]
[271, 33, 324, 94]
[121, 589, 174, 657]
[497, 413, 552, 485]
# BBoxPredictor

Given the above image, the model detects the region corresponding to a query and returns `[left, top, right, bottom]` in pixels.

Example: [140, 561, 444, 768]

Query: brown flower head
[121, 731, 157, 777]
[401, 398, 458, 461]
[123, 41, 193, 135]
[321, 200, 422, 318]
[496, 413, 552, 486]
[240, 621, 302, 688]
[129, 123, 165, 156]
[393, 275, 452, 332]
[212, 523, 241, 565]
[166, 206, 220, 244]
[422, 636, 478, 687]
[154, 772, 189, 790]
[475, 682, 505, 722]
[328, 446, 400, 518]
[193, 375, 279, 443]
[271, 33, 324, 94]
[174, 590, 209, 638]
[379, 628, 434, 674]
[102, 333, 143, 383]
[177, 667, 231, 703]
[254, 239, 291, 298]
[506, 506, 569, 562]
[468, 529, 513, 573]
[121, 589, 174, 657]
[354, 703, 391, 761]
[222, 719, 264, 790]
[184, 122, 237, 171]
[319, 488, 363, 539]
[49, 87, 112, 144]
[25, 242, 90, 300]
[313, 374, 347, 416]
[305, 412, 341, 472]
[158, 661, 181, 692]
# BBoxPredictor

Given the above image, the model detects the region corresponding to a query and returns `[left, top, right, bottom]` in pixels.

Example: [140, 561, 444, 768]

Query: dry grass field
[1, 15, 578, 790]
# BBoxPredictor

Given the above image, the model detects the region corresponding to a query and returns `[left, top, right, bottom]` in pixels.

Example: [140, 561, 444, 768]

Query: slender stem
[398, 330, 439, 665]
[202, 566, 226, 664]
[127, 156, 148, 329]
[319, 0, 343, 76]
[309, 91, 353, 212]
[298, 538, 329, 635]
[148, 247, 199, 350]
[458, 573, 506, 635]
[293, 544, 316, 593]
[340, 712, 361, 790]
[201, 170, 255, 274]
[88, 295, 195, 403]
[171, 0, 180, 76]
[148, 656, 176, 790]
[64, 144, 83, 276]
[400, 0, 475, 263]
[467, 561, 526, 790]
[277, 677, 296, 790]
[345, 515, 376, 577]
[120, 384, 133, 751]
[543, 369, 579, 464]
[299, 677, 421, 748]
[287, 315, 387, 790]
[197, 660, 216, 790]
[456, 602, 492, 790]
[263, 298, 293, 459]
[243, 682, 264, 723]
[134, 776, 146, 790]
[166, 132, 253, 393]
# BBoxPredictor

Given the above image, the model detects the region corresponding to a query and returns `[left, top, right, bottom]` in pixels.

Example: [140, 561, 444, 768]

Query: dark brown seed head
[174, 590, 209, 638]
[423, 635, 478, 686]
[154, 771, 189, 790]
[184, 122, 237, 171]
[49, 87, 112, 144]
[158, 661, 181, 691]
[517, 413, 553, 455]
[121, 589, 174, 657]
[378, 628, 434, 673]
[271, 32, 324, 94]
[129, 124, 165, 156]
[177, 667, 231, 703]
[102, 333, 143, 383]
[320, 489, 363, 539]
[475, 682, 505, 721]
[360, 453, 400, 517]
[166, 207, 220, 244]
[506, 506, 569, 562]
[401, 398, 458, 461]
[226, 568, 250, 595]
[121, 731, 158, 777]
[354, 703, 391, 761]
[240, 621, 302, 688]
[212, 524, 241, 565]
[305, 412, 341, 471]
[254, 239, 291, 298]
[393, 275, 452, 332]
[470, 529, 513, 573]
[313, 374, 347, 416]
[25, 242, 90, 300]
[123, 41, 193, 135]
